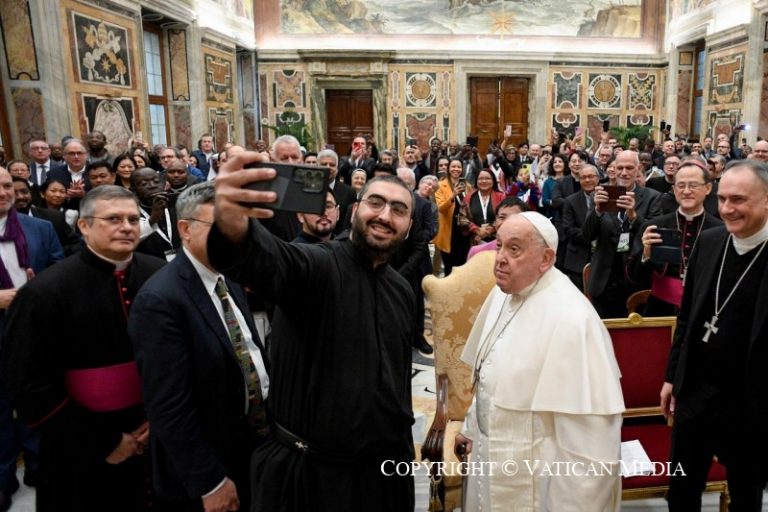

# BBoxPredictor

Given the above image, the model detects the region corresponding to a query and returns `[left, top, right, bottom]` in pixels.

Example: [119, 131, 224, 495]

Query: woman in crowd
[605, 156, 618, 186]
[461, 168, 505, 246]
[113, 153, 138, 190]
[350, 168, 367, 197]
[505, 166, 540, 212]
[435, 156, 450, 180]
[541, 153, 570, 217]
[41, 179, 78, 228]
[435, 158, 472, 275]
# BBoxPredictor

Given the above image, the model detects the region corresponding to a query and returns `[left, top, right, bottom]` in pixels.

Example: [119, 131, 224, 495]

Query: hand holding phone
[243, 162, 329, 214]
[651, 227, 682, 264]
[504, 124, 512, 138]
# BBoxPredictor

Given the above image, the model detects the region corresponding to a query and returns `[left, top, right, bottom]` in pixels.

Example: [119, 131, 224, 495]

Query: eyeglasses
[360, 194, 410, 217]
[66, 151, 86, 156]
[673, 182, 707, 191]
[84, 215, 141, 226]
[182, 218, 213, 225]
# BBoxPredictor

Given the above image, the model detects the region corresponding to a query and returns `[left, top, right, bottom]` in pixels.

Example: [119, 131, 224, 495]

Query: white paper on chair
[620, 439, 653, 477]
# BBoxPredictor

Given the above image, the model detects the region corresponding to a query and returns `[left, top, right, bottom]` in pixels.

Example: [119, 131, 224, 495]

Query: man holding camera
[338, 136, 376, 182]
[207, 151, 417, 511]
[132, 167, 180, 261]
[628, 159, 722, 316]
[583, 150, 661, 318]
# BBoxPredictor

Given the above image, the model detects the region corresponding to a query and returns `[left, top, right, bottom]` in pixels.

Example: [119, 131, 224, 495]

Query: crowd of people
[0, 123, 766, 511]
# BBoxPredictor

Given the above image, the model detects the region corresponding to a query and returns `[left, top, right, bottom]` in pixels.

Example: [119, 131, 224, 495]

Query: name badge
[617, 232, 630, 253]
[164, 249, 177, 262]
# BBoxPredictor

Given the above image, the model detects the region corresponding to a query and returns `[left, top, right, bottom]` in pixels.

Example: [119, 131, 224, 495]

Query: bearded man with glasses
[207, 153, 417, 512]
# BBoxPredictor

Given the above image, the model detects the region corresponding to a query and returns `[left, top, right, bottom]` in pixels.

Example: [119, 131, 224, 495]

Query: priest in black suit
[130, 182, 269, 511]
[627, 160, 722, 316]
[662, 160, 768, 511]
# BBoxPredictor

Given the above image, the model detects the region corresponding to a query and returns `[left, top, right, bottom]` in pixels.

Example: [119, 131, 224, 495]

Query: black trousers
[668, 404, 768, 512]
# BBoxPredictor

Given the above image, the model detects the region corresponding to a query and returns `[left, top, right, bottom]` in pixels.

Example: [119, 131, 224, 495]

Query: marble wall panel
[243, 111, 257, 149]
[549, 66, 662, 149]
[12, 88, 44, 146]
[0, 0, 39, 80]
[708, 52, 744, 106]
[240, 53, 255, 109]
[553, 72, 581, 109]
[172, 105, 192, 149]
[676, 69, 692, 136]
[405, 73, 437, 108]
[208, 108, 234, 151]
[168, 30, 190, 101]
[760, 51, 768, 138]
[405, 113, 437, 146]
[204, 52, 234, 104]
[272, 69, 305, 108]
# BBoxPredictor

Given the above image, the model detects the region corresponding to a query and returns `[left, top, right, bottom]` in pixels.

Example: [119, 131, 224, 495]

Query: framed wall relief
[81, 95, 134, 154]
[72, 12, 132, 88]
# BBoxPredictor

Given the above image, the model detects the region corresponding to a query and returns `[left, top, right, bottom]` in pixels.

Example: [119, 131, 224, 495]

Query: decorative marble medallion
[588, 73, 621, 109]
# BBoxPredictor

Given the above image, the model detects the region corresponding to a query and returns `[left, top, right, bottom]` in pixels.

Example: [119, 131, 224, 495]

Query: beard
[349, 212, 407, 263]
[308, 219, 334, 238]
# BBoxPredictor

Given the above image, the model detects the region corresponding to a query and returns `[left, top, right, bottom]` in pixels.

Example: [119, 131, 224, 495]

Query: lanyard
[479, 193, 491, 224]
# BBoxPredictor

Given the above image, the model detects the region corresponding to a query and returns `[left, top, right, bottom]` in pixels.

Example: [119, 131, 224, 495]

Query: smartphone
[242, 162, 329, 214]
[407, 137, 417, 146]
[666, 124, 673, 133]
[576, 127, 583, 137]
[601, 185, 627, 213]
[660, 121, 666, 130]
[504, 124, 512, 137]
[602, 120, 610, 132]
[324, 143, 335, 151]
[651, 228, 683, 264]
[466, 136, 478, 147]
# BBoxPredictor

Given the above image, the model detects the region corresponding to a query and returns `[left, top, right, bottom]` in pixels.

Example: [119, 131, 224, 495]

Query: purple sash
[64, 361, 143, 412]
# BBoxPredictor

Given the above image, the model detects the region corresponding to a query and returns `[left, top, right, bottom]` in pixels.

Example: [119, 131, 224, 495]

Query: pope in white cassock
[456, 212, 625, 511]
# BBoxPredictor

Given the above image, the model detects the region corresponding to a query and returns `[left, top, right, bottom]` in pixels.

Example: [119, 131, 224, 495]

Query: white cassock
[461, 267, 625, 512]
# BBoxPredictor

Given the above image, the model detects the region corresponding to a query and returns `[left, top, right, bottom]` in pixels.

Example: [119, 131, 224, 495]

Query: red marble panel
[172, 105, 192, 149]
[676, 69, 691, 136]
[404, 113, 436, 153]
[12, 88, 45, 147]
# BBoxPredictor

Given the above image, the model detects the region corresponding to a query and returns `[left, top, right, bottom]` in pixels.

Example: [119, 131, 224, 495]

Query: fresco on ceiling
[669, 0, 717, 21]
[279, 0, 643, 37]
[210, 0, 253, 20]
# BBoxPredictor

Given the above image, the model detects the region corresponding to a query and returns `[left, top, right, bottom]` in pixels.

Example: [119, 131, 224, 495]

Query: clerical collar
[677, 207, 704, 221]
[732, 221, 768, 256]
[86, 245, 133, 270]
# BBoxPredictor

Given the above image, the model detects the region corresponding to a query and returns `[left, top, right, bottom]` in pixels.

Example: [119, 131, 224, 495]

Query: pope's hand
[454, 433, 473, 460]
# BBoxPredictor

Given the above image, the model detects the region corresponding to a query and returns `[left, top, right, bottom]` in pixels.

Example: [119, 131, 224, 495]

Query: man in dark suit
[45, 139, 91, 210]
[0, 166, 64, 511]
[317, 149, 357, 235]
[561, 164, 600, 290]
[27, 138, 65, 187]
[130, 182, 269, 511]
[583, 151, 661, 318]
[338, 135, 376, 182]
[191, 134, 215, 179]
[12, 177, 81, 255]
[661, 161, 768, 510]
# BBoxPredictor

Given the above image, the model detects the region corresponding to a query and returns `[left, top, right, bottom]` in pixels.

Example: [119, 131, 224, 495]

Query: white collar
[732, 221, 768, 255]
[0, 215, 7, 236]
[677, 207, 704, 221]
[86, 245, 133, 270]
[183, 246, 223, 297]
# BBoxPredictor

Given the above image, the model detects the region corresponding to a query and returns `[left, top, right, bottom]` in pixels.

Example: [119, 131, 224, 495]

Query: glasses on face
[182, 218, 213, 225]
[665, 161, 680, 167]
[66, 151, 86, 157]
[84, 215, 141, 226]
[360, 194, 410, 218]
[673, 182, 706, 191]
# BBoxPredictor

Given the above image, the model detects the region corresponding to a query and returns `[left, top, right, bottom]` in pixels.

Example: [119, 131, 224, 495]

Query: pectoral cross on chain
[702, 315, 719, 343]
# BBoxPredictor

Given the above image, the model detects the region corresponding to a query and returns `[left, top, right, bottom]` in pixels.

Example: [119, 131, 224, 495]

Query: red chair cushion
[610, 326, 671, 409]
[621, 424, 727, 489]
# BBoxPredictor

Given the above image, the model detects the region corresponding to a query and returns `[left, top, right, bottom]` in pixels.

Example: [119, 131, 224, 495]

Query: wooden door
[325, 89, 373, 158]
[469, 77, 529, 153]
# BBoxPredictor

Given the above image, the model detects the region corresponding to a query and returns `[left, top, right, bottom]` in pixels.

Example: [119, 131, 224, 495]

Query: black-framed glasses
[360, 194, 410, 217]
[83, 215, 141, 226]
